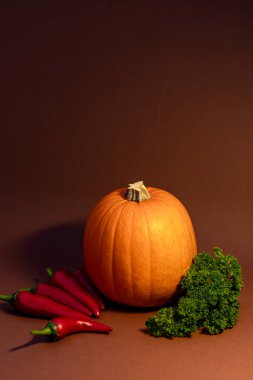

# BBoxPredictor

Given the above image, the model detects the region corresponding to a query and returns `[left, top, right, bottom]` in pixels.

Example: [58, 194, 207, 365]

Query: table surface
[1, 1, 253, 379]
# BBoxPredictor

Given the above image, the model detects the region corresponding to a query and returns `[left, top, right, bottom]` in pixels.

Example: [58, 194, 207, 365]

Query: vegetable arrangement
[0, 267, 112, 340]
[145, 247, 243, 337]
[0, 182, 244, 342]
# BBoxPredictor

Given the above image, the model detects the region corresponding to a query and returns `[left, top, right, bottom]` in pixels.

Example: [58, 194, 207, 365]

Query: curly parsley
[145, 247, 243, 337]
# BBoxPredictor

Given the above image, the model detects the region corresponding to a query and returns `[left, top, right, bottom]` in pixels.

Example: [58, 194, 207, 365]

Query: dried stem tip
[125, 181, 151, 202]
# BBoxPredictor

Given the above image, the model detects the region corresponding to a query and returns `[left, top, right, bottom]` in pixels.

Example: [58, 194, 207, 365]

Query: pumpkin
[83, 181, 197, 307]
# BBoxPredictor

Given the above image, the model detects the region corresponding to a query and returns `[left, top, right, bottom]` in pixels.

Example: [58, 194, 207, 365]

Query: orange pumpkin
[83, 181, 197, 307]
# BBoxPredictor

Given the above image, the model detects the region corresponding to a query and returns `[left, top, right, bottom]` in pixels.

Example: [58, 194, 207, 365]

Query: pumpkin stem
[125, 181, 151, 202]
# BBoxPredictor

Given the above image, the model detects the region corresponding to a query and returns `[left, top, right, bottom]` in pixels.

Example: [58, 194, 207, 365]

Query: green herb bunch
[145, 247, 243, 337]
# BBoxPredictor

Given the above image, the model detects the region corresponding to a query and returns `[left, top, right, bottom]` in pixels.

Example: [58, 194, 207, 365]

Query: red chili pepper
[32, 282, 92, 317]
[70, 268, 105, 310]
[0, 290, 93, 320]
[31, 317, 112, 340]
[46, 268, 100, 318]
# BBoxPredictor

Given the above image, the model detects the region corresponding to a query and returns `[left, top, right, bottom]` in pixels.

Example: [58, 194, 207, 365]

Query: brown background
[1, 1, 253, 379]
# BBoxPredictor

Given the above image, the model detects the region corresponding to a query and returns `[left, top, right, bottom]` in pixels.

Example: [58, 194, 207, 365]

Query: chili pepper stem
[19, 287, 34, 292]
[31, 327, 52, 336]
[0, 294, 13, 302]
[46, 268, 54, 278]
[0, 288, 35, 303]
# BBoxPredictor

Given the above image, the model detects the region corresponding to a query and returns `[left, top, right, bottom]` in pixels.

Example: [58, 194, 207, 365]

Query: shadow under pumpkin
[7, 221, 86, 280]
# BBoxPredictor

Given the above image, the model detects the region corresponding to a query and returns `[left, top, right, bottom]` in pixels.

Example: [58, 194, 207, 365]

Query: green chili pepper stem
[0, 287, 34, 303]
[0, 294, 13, 302]
[19, 287, 34, 292]
[31, 327, 52, 336]
[46, 268, 54, 278]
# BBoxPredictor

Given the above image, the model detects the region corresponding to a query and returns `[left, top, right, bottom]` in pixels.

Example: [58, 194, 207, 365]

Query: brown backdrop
[1, 1, 253, 379]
